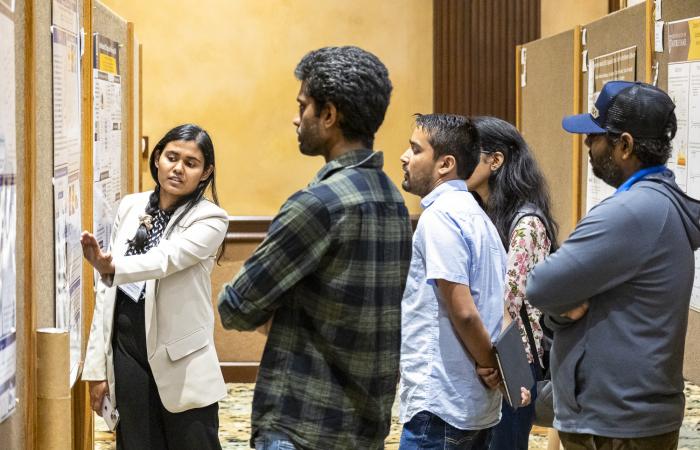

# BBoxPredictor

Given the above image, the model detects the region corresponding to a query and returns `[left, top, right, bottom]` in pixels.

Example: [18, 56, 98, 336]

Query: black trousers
[112, 291, 222, 450]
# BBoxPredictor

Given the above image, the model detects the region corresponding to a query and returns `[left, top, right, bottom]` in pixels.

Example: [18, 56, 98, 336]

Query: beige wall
[100, 0, 431, 214]
[541, 0, 608, 38]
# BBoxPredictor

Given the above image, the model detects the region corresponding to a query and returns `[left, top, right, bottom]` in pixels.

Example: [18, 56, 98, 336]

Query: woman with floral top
[467, 116, 558, 450]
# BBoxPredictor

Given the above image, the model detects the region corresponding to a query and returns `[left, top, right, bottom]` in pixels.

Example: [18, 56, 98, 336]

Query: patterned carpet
[95, 382, 700, 449]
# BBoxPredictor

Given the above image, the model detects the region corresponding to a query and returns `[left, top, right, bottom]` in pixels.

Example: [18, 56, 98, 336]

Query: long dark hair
[472, 116, 558, 250]
[128, 124, 226, 261]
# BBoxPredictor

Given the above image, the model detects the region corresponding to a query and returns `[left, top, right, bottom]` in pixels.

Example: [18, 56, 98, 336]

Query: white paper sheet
[93, 70, 122, 251]
[52, 0, 82, 386]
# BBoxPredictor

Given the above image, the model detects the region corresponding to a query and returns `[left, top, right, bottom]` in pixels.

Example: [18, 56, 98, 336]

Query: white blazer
[82, 191, 228, 413]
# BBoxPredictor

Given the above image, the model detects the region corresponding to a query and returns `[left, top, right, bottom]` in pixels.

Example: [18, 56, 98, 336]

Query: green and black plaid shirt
[218, 149, 412, 450]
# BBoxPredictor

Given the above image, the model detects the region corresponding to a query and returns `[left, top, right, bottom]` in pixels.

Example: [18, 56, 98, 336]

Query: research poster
[52, 0, 82, 386]
[93, 34, 122, 253]
[667, 17, 700, 312]
[0, 5, 17, 423]
[585, 46, 637, 212]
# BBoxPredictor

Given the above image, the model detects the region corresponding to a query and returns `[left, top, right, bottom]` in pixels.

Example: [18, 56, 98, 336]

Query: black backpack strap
[509, 203, 553, 381]
[519, 305, 545, 381]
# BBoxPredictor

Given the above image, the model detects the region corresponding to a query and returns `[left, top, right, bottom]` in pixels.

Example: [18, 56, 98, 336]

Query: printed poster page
[688, 63, 700, 201]
[93, 34, 122, 252]
[585, 46, 636, 212]
[52, 0, 78, 34]
[53, 172, 82, 386]
[52, 0, 82, 386]
[54, 173, 70, 337]
[667, 16, 700, 311]
[0, 8, 17, 423]
[667, 63, 690, 191]
[66, 174, 82, 386]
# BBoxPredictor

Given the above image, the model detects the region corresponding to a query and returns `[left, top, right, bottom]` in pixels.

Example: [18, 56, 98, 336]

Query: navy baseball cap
[562, 81, 676, 139]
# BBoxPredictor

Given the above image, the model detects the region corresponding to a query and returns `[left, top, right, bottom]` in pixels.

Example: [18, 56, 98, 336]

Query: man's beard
[591, 147, 625, 188]
[402, 172, 432, 197]
[298, 124, 325, 156]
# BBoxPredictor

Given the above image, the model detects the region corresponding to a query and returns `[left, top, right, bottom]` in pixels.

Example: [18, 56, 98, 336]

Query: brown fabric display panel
[434, 0, 540, 122]
[579, 3, 647, 216]
[520, 30, 576, 240]
[655, 0, 700, 385]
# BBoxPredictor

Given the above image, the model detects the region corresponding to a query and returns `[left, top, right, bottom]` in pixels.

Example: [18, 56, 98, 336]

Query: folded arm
[218, 191, 331, 331]
[527, 201, 650, 316]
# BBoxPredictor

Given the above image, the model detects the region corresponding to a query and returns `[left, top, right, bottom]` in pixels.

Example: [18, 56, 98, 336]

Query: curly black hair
[294, 46, 392, 149]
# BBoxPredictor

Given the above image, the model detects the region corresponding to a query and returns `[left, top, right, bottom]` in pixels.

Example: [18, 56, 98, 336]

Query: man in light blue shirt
[398, 114, 508, 449]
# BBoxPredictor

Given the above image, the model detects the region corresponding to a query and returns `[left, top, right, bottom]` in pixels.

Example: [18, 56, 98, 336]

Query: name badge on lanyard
[118, 281, 146, 303]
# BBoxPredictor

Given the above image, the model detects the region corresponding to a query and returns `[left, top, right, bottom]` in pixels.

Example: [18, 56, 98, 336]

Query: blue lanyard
[614, 165, 667, 195]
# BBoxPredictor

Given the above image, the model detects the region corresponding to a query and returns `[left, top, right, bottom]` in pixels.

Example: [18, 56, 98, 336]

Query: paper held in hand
[119, 281, 145, 303]
[101, 395, 120, 431]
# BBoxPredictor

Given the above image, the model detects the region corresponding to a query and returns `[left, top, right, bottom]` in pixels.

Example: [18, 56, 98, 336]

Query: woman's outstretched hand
[80, 231, 115, 276]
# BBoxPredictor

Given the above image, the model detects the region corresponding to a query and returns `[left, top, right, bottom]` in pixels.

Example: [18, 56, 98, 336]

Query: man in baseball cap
[527, 81, 700, 449]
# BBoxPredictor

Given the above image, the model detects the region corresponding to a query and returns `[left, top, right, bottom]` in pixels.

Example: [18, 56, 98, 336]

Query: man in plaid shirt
[218, 46, 412, 450]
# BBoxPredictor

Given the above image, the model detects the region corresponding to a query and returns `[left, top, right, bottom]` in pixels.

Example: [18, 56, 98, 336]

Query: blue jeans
[488, 361, 539, 450]
[254, 431, 296, 450]
[399, 411, 493, 450]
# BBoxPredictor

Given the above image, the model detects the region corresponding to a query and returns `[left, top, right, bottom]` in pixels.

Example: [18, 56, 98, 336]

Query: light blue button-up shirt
[399, 179, 507, 430]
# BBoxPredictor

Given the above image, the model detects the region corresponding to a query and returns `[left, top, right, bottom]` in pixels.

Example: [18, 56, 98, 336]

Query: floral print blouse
[505, 215, 551, 365]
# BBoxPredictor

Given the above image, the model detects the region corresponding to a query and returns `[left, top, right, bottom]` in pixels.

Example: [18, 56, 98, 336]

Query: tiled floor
[95, 382, 700, 449]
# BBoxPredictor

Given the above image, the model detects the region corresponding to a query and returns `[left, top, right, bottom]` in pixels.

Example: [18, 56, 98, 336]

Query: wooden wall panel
[434, 0, 541, 122]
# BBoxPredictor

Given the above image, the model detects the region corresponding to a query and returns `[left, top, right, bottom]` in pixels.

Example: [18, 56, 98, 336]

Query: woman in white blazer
[81, 124, 228, 450]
